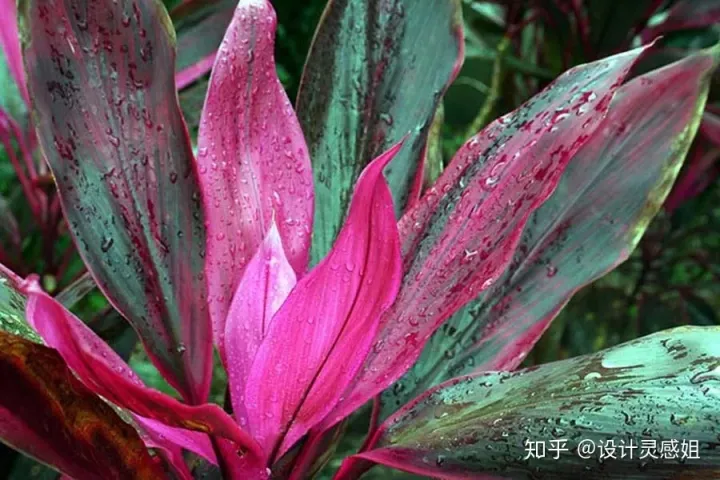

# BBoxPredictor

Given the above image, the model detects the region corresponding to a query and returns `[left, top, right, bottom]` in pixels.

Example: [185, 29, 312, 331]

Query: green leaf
[296, 0, 465, 263]
[0, 268, 40, 343]
[683, 293, 718, 326]
[422, 102, 445, 192]
[586, 0, 660, 56]
[9, 454, 59, 480]
[358, 327, 720, 480]
[54, 272, 95, 310]
[0, 194, 20, 255]
[0, 49, 26, 127]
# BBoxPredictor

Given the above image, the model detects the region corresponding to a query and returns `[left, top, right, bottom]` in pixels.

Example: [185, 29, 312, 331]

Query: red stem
[288, 430, 324, 480]
[363, 398, 381, 450]
[569, 0, 592, 58]
[0, 127, 42, 223]
[6, 114, 38, 179]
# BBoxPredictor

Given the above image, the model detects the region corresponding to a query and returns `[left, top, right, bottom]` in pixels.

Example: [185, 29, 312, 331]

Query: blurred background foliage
[0, 0, 718, 478]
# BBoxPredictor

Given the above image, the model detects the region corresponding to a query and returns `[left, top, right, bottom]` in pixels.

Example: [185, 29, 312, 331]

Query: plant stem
[465, 36, 510, 139]
[210, 435, 232, 480]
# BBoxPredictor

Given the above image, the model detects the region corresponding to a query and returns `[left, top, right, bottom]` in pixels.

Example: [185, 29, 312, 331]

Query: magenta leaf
[0, 0, 28, 106]
[137, 415, 216, 468]
[324, 45, 652, 430]
[137, 419, 194, 480]
[25, 290, 265, 464]
[175, 54, 216, 91]
[225, 221, 297, 427]
[22, 0, 213, 404]
[196, 0, 314, 352]
[243, 144, 403, 461]
[664, 134, 720, 213]
[379, 47, 719, 416]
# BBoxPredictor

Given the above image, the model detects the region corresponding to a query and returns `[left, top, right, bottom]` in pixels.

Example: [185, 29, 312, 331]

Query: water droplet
[101, 237, 114, 252]
[379, 112, 394, 126]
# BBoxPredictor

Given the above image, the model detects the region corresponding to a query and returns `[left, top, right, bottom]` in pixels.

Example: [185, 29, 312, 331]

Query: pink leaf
[641, 0, 720, 43]
[243, 144, 404, 460]
[225, 221, 297, 427]
[700, 109, 720, 145]
[24, 289, 265, 465]
[140, 423, 194, 480]
[197, 0, 314, 355]
[176, 53, 217, 90]
[0, 0, 28, 105]
[139, 418, 269, 480]
[323, 45, 652, 430]
[136, 415, 217, 466]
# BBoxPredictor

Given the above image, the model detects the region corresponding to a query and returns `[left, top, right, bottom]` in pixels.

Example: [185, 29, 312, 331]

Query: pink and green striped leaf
[296, 0, 465, 264]
[22, 0, 212, 404]
[0, 330, 164, 480]
[348, 327, 720, 479]
[196, 0, 314, 354]
[243, 145, 403, 461]
[324, 45, 652, 430]
[379, 46, 719, 415]
[641, 0, 720, 44]
[172, 0, 236, 89]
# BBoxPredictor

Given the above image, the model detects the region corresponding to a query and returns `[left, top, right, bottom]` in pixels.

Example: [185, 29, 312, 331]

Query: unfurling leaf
[224, 221, 297, 428]
[196, 0, 314, 356]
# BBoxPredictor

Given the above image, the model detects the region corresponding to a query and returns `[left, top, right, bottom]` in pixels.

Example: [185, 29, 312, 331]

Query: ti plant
[0, 0, 718, 479]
